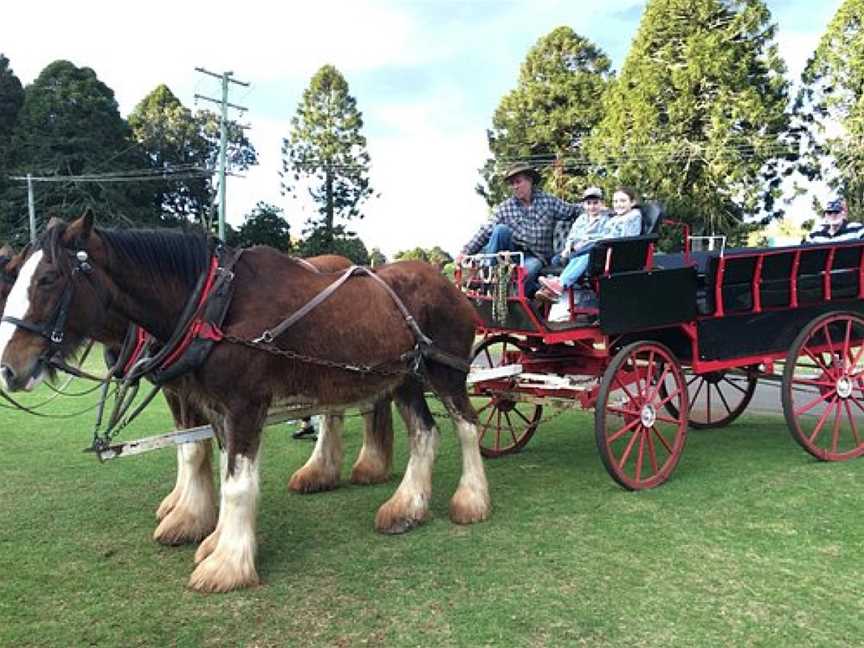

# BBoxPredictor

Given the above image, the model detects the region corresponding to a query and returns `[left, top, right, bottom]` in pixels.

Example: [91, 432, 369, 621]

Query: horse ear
[0, 243, 13, 257]
[46, 216, 65, 230]
[63, 208, 95, 246]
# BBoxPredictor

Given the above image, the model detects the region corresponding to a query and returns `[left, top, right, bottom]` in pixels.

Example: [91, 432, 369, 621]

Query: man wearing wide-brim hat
[458, 162, 579, 297]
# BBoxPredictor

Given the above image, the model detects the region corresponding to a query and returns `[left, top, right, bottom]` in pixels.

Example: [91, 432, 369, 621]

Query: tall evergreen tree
[478, 27, 612, 206]
[281, 65, 374, 249]
[11, 60, 157, 231]
[127, 85, 257, 226]
[796, 0, 864, 217]
[588, 0, 791, 240]
[0, 54, 25, 243]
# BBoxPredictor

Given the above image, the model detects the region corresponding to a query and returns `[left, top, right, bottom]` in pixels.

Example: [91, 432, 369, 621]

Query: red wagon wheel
[782, 311, 864, 461]
[595, 341, 689, 490]
[470, 335, 542, 458]
[661, 368, 758, 429]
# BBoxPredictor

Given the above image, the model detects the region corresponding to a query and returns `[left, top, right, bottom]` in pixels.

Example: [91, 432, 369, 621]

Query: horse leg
[189, 410, 264, 593]
[374, 381, 439, 534]
[194, 440, 227, 564]
[153, 439, 217, 545]
[155, 391, 188, 520]
[288, 413, 344, 493]
[438, 390, 491, 525]
[350, 397, 393, 485]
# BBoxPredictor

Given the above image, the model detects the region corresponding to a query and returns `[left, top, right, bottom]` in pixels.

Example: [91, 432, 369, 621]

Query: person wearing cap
[806, 198, 863, 244]
[458, 162, 579, 297]
[537, 185, 642, 306]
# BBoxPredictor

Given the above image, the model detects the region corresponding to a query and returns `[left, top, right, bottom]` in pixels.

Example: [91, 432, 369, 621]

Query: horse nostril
[0, 364, 15, 388]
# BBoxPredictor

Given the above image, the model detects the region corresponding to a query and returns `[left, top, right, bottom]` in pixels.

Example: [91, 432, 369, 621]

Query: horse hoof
[194, 529, 221, 564]
[449, 486, 491, 525]
[288, 466, 339, 494]
[350, 459, 390, 485]
[155, 489, 181, 521]
[153, 508, 217, 546]
[374, 497, 428, 535]
[188, 554, 259, 593]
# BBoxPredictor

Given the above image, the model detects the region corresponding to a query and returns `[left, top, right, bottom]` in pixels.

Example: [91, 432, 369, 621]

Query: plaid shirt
[463, 190, 579, 262]
[563, 211, 612, 253]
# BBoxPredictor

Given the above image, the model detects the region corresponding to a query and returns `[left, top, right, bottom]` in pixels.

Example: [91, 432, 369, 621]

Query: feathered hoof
[449, 485, 491, 525]
[288, 465, 339, 494]
[187, 553, 259, 593]
[153, 506, 217, 546]
[155, 488, 181, 521]
[350, 459, 390, 485]
[374, 495, 429, 535]
[194, 528, 221, 564]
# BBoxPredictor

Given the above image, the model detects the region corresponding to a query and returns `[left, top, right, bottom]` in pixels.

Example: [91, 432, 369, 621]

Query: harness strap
[251, 265, 470, 374]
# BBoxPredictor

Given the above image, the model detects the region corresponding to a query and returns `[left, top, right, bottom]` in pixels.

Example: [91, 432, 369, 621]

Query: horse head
[0, 211, 106, 391]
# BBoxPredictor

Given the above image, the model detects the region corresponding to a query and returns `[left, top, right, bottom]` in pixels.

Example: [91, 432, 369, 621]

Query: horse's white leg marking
[351, 406, 392, 485]
[156, 446, 187, 521]
[375, 405, 439, 534]
[0, 251, 42, 389]
[288, 413, 344, 493]
[446, 407, 491, 525]
[154, 440, 217, 545]
[194, 447, 228, 564]
[188, 451, 260, 592]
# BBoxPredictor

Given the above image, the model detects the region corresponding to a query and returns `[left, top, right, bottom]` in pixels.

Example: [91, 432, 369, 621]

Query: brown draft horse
[0, 242, 395, 547]
[0, 214, 490, 592]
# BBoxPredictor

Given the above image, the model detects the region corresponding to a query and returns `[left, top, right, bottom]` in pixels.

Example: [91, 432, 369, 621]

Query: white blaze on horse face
[0, 250, 43, 369]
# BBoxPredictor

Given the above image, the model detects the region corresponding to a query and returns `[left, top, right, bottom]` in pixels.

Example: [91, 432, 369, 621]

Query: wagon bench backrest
[699, 240, 864, 317]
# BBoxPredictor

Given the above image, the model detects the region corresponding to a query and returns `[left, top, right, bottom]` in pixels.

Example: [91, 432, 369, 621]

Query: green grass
[2, 379, 864, 647]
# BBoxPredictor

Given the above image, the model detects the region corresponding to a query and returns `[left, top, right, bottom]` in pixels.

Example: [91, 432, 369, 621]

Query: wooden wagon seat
[660, 241, 864, 317]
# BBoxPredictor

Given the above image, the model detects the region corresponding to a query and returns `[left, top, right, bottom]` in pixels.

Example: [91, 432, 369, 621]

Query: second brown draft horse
[0, 214, 489, 592]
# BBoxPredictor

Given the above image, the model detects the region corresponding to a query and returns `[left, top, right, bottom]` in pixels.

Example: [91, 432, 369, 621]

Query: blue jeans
[483, 224, 543, 297]
[560, 250, 591, 289]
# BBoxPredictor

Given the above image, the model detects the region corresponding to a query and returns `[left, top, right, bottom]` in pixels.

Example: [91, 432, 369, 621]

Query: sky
[0, 0, 845, 257]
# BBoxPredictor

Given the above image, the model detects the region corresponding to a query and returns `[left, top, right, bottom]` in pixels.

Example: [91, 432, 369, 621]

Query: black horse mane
[45, 224, 211, 293]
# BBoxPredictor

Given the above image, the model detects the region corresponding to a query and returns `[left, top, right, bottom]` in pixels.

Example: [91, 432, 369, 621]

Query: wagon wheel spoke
[689, 378, 706, 410]
[794, 391, 834, 418]
[608, 405, 642, 418]
[645, 363, 670, 404]
[613, 372, 640, 407]
[807, 397, 837, 445]
[511, 407, 532, 426]
[502, 410, 520, 447]
[820, 322, 838, 359]
[651, 425, 674, 454]
[634, 432, 646, 482]
[830, 401, 843, 454]
[721, 376, 748, 395]
[645, 424, 659, 474]
[716, 386, 734, 417]
[803, 346, 833, 376]
[608, 416, 643, 444]
[655, 413, 682, 425]
[616, 424, 643, 471]
[844, 400, 861, 447]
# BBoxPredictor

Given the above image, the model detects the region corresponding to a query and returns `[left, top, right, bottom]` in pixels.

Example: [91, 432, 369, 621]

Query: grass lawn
[2, 379, 864, 647]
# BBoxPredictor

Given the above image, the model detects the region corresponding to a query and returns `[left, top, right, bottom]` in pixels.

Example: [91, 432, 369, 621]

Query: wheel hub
[836, 376, 853, 399]
[640, 404, 657, 428]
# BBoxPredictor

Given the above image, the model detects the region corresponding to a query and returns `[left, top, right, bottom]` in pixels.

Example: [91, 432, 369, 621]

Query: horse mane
[45, 224, 211, 293]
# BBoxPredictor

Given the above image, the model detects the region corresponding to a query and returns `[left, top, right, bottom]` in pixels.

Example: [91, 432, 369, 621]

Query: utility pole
[194, 67, 249, 241]
[26, 173, 36, 242]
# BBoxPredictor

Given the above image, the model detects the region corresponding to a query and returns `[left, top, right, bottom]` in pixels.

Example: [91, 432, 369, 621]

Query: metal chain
[222, 333, 413, 377]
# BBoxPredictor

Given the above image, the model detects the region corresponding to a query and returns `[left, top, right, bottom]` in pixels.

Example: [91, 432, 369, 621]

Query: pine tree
[0, 54, 25, 243]
[796, 0, 864, 218]
[589, 0, 791, 240]
[11, 60, 157, 230]
[281, 65, 374, 249]
[479, 27, 612, 206]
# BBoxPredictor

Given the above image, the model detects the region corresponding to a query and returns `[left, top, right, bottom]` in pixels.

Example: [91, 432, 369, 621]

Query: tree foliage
[233, 201, 291, 251]
[478, 27, 612, 205]
[295, 224, 369, 265]
[394, 245, 453, 268]
[796, 0, 864, 218]
[128, 84, 257, 227]
[0, 54, 25, 244]
[281, 65, 374, 248]
[588, 0, 791, 239]
[368, 247, 387, 267]
[9, 60, 160, 234]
